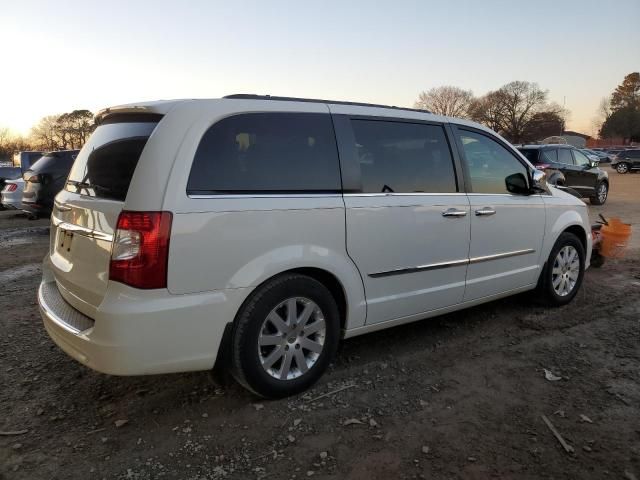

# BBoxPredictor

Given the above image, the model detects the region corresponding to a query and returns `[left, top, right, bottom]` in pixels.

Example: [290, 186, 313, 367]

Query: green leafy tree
[610, 72, 640, 110]
[600, 72, 640, 141]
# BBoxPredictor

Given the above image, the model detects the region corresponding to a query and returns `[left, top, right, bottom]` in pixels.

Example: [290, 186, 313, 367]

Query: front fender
[597, 170, 609, 183]
[541, 200, 592, 268]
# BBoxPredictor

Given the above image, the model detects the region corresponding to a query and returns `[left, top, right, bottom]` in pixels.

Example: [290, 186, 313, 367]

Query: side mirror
[530, 169, 548, 193]
[589, 159, 599, 168]
[505, 172, 529, 195]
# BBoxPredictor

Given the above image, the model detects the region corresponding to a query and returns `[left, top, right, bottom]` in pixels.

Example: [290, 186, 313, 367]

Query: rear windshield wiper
[67, 180, 116, 194]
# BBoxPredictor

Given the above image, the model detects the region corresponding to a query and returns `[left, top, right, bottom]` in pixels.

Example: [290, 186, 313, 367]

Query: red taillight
[4, 183, 17, 192]
[109, 211, 172, 289]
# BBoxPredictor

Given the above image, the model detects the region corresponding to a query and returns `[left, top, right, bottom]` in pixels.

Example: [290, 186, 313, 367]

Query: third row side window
[188, 113, 341, 194]
[350, 120, 457, 193]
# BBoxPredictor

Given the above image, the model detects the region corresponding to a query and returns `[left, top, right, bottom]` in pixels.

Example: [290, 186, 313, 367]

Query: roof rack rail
[223, 94, 431, 114]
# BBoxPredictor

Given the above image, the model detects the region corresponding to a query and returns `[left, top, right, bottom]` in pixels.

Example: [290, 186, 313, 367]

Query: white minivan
[39, 95, 591, 398]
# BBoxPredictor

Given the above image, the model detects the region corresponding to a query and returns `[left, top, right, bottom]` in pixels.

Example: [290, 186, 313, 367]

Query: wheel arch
[563, 224, 588, 253]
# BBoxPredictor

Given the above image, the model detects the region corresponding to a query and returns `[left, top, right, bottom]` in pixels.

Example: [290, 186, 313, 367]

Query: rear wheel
[616, 162, 629, 174]
[537, 232, 585, 307]
[590, 181, 608, 205]
[230, 274, 340, 398]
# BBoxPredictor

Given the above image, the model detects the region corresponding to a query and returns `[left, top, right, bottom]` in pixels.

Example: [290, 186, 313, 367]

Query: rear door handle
[475, 207, 496, 216]
[442, 208, 468, 217]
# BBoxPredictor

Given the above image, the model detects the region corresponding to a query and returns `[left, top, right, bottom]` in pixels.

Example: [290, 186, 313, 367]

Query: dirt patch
[0, 177, 639, 479]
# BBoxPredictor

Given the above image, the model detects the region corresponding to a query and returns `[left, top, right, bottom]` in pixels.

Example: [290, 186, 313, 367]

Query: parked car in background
[605, 148, 626, 158]
[0, 151, 43, 207]
[13, 151, 44, 170]
[582, 148, 611, 163]
[517, 144, 609, 204]
[39, 96, 592, 398]
[1, 179, 25, 210]
[611, 149, 640, 174]
[21, 150, 78, 217]
[580, 149, 601, 163]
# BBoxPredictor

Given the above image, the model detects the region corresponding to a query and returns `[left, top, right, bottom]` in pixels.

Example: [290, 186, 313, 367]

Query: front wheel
[616, 162, 629, 174]
[537, 232, 585, 307]
[590, 182, 608, 205]
[230, 274, 340, 398]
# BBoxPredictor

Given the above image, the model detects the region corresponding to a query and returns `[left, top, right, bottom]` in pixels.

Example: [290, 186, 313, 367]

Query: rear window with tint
[517, 149, 540, 164]
[187, 113, 341, 194]
[66, 120, 159, 201]
[30, 153, 77, 173]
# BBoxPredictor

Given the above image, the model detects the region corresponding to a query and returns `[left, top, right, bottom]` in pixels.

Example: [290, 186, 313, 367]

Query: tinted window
[66, 121, 158, 201]
[573, 149, 591, 167]
[30, 153, 77, 174]
[557, 149, 574, 165]
[541, 149, 558, 163]
[350, 120, 456, 193]
[518, 148, 539, 163]
[188, 113, 340, 194]
[457, 130, 527, 194]
[627, 150, 640, 158]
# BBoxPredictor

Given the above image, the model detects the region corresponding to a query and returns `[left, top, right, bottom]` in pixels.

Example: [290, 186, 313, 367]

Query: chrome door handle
[475, 207, 496, 216]
[442, 208, 468, 217]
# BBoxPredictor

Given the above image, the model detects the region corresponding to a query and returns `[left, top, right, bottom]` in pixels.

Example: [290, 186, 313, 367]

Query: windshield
[66, 121, 159, 201]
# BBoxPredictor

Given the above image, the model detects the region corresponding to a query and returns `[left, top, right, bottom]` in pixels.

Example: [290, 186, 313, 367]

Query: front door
[571, 149, 597, 195]
[333, 114, 471, 325]
[453, 127, 546, 301]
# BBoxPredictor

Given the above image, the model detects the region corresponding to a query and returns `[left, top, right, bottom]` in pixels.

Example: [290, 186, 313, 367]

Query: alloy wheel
[616, 163, 628, 174]
[258, 297, 326, 380]
[597, 183, 608, 203]
[551, 246, 580, 297]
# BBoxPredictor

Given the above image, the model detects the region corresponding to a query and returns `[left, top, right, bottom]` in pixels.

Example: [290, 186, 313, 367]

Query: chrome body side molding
[368, 249, 536, 278]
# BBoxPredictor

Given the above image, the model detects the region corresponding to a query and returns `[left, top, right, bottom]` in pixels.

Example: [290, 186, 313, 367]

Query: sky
[1, 0, 638, 136]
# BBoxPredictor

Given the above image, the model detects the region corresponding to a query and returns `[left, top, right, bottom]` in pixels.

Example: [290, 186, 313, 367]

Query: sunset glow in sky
[1, 0, 638, 136]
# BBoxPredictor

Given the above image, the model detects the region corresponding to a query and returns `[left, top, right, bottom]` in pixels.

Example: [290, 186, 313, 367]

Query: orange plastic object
[600, 218, 632, 258]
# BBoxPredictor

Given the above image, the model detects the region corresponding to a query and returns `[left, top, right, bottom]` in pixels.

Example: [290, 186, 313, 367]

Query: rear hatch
[49, 117, 161, 315]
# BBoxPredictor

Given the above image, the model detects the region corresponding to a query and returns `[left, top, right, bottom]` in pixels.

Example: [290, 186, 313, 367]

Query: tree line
[0, 110, 95, 161]
[2, 73, 638, 162]
[414, 81, 566, 144]
[415, 72, 640, 144]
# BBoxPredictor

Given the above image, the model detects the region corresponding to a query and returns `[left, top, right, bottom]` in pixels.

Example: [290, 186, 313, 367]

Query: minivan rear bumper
[39, 259, 249, 376]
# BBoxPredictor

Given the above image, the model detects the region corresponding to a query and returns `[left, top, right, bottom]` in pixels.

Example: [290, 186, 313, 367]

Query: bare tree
[496, 81, 548, 143]
[29, 110, 95, 151]
[414, 86, 474, 118]
[469, 90, 509, 133]
[55, 110, 95, 149]
[30, 115, 60, 151]
[470, 83, 567, 143]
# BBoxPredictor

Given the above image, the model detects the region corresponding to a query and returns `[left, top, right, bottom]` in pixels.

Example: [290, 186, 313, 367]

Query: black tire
[590, 181, 608, 205]
[537, 232, 586, 307]
[230, 273, 340, 398]
[616, 162, 629, 174]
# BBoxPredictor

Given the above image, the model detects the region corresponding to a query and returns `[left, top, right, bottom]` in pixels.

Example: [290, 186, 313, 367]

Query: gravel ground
[1, 169, 639, 480]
